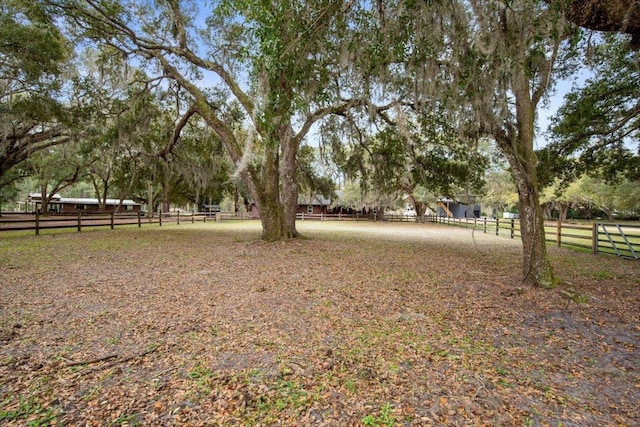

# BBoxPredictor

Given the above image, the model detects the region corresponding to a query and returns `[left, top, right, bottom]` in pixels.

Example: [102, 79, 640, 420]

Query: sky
[536, 68, 594, 149]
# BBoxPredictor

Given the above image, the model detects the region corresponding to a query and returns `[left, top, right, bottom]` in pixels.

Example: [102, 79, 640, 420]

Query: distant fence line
[0, 211, 258, 235]
[0, 211, 382, 234]
[424, 215, 640, 260]
[296, 212, 373, 221]
[2, 211, 638, 260]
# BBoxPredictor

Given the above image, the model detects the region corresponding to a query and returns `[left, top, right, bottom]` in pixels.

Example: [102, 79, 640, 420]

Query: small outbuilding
[436, 197, 480, 218]
[297, 194, 333, 215]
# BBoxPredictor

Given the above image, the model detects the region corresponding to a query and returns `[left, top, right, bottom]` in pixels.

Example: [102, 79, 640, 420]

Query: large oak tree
[49, 0, 367, 240]
[375, 0, 577, 287]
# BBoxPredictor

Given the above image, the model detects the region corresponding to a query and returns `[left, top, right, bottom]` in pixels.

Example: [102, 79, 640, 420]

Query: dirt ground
[1, 221, 638, 426]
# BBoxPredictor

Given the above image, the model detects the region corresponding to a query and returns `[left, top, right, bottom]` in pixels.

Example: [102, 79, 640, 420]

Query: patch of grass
[109, 412, 141, 426]
[343, 378, 358, 394]
[362, 403, 397, 427]
[243, 376, 316, 424]
[104, 336, 119, 345]
[187, 363, 216, 396]
[0, 394, 60, 426]
[81, 385, 101, 401]
[187, 364, 215, 380]
[589, 270, 618, 280]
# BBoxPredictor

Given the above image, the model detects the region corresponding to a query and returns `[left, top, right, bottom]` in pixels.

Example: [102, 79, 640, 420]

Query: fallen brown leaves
[0, 221, 638, 426]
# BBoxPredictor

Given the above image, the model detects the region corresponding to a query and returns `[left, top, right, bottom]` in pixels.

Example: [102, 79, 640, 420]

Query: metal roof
[56, 198, 140, 206]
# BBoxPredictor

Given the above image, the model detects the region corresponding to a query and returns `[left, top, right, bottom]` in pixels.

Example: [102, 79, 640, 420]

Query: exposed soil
[0, 221, 638, 426]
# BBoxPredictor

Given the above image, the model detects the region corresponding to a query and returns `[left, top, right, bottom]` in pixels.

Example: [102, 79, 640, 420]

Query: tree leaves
[548, 33, 640, 182]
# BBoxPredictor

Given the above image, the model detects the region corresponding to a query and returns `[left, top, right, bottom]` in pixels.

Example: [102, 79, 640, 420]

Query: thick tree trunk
[162, 182, 170, 213]
[558, 202, 569, 222]
[503, 136, 555, 287]
[500, 70, 556, 288]
[514, 172, 555, 288]
[414, 201, 426, 223]
[280, 127, 299, 239]
[256, 136, 299, 241]
[40, 184, 49, 213]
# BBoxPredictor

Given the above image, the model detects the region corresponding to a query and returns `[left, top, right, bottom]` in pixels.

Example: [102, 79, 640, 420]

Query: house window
[307, 204, 314, 214]
[76, 204, 86, 210]
[124, 205, 134, 211]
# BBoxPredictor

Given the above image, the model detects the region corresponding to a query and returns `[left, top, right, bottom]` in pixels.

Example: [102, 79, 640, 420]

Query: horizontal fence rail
[3, 210, 638, 260]
[295, 212, 373, 221]
[0, 211, 143, 234]
[425, 215, 640, 260]
[0, 211, 260, 235]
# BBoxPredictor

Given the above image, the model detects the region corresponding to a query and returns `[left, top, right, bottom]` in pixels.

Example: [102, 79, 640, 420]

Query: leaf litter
[0, 221, 638, 426]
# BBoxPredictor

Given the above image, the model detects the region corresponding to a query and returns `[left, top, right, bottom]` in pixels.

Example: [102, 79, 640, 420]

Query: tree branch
[165, 0, 188, 49]
[295, 99, 400, 145]
[532, 36, 561, 108]
[157, 104, 198, 160]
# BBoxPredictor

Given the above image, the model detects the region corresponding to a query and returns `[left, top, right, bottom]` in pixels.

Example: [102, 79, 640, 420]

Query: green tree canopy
[545, 33, 639, 183]
[48, 0, 370, 240]
[0, 0, 73, 183]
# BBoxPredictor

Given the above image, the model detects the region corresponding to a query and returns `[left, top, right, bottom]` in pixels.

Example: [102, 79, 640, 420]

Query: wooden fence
[3, 210, 637, 259]
[0, 212, 144, 234]
[0, 211, 260, 235]
[425, 215, 640, 260]
[296, 212, 373, 221]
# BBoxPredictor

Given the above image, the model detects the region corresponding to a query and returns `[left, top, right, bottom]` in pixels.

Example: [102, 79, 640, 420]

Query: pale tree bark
[467, 0, 561, 288]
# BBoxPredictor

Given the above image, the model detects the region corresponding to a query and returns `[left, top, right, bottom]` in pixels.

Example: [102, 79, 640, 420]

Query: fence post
[159, 211, 162, 226]
[483, 217, 487, 233]
[192, 211, 195, 224]
[495, 218, 499, 236]
[77, 212, 82, 232]
[35, 210, 40, 236]
[510, 218, 515, 238]
[177, 211, 180, 225]
[556, 220, 562, 247]
[138, 211, 141, 228]
[592, 223, 598, 255]
[110, 211, 115, 230]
